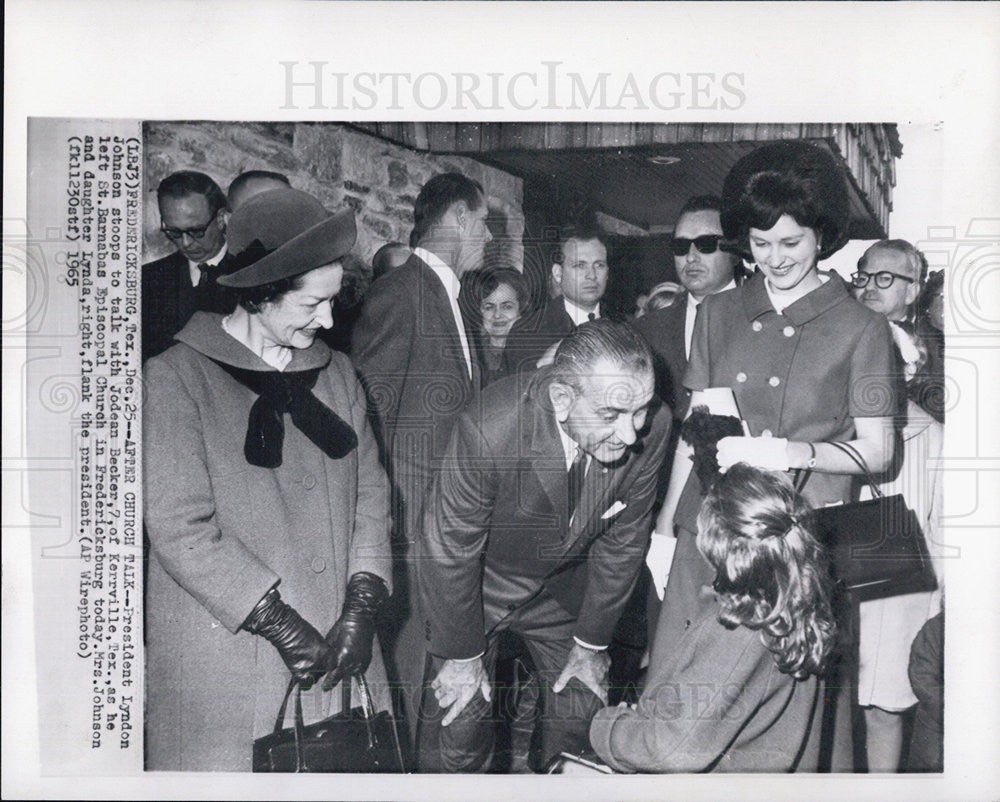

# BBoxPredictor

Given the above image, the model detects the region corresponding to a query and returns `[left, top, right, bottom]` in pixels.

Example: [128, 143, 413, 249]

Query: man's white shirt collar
[187, 243, 228, 287]
[563, 298, 600, 327]
[684, 279, 736, 358]
[412, 247, 473, 378]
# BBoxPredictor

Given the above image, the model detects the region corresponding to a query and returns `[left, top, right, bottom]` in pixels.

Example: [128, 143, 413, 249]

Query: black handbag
[253, 674, 407, 773]
[799, 441, 937, 601]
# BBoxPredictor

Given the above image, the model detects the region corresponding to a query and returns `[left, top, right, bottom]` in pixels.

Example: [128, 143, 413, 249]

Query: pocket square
[601, 500, 627, 519]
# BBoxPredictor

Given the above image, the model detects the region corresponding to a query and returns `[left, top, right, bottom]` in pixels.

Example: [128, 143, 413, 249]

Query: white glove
[645, 532, 678, 601]
[717, 435, 790, 472]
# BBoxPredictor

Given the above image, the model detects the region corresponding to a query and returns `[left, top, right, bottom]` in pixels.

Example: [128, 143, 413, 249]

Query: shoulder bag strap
[793, 442, 882, 499]
[827, 441, 882, 498]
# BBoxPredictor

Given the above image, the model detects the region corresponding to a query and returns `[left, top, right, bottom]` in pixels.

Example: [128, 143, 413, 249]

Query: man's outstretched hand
[432, 657, 493, 726]
[553, 643, 610, 702]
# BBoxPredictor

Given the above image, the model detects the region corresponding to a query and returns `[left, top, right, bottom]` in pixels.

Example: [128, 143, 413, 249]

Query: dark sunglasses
[161, 210, 220, 241]
[851, 270, 916, 290]
[669, 235, 726, 257]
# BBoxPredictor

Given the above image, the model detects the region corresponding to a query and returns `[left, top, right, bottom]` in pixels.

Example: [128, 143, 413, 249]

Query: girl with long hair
[590, 464, 836, 772]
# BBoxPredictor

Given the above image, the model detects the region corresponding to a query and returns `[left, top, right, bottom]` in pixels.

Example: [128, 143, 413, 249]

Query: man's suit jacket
[142, 250, 236, 361]
[418, 368, 672, 660]
[633, 292, 690, 418]
[350, 253, 480, 537]
[502, 300, 619, 376]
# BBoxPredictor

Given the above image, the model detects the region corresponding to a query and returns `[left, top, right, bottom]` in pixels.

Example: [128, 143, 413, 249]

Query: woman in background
[591, 464, 836, 772]
[464, 266, 530, 386]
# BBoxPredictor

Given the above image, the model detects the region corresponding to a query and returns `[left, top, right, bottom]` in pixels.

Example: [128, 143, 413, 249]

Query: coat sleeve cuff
[589, 705, 635, 774]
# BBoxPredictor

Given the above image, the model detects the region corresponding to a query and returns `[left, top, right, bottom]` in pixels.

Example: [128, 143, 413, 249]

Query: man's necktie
[567, 447, 587, 521]
[197, 263, 210, 288]
[587, 312, 596, 322]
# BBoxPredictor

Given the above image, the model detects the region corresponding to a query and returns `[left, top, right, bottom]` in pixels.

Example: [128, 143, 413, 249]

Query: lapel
[565, 452, 628, 549]
[522, 376, 568, 525]
[522, 372, 636, 562]
[414, 256, 475, 387]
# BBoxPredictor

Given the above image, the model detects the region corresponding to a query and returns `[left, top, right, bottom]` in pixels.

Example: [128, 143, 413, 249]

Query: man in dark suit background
[502, 220, 611, 375]
[142, 171, 235, 361]
[634, 195, 741, 418]
[630, 195, 742, 641]
[416, 320, 671, 772]
[350, 172, 490, 733]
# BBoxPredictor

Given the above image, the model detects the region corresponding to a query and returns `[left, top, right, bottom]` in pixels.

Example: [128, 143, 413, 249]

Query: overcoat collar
[741, 270, 852, 326]
[174, 312, 332, 373]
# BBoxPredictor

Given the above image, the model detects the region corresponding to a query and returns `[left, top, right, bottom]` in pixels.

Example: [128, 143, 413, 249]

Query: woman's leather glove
[322, 572, 389, 690]
[244, 588, 334, 689]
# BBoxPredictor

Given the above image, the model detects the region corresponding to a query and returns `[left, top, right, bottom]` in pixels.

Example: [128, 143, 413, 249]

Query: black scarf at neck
[212, 361, 357, 468]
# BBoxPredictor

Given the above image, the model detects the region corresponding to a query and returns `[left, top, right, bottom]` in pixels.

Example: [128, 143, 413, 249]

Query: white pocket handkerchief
[601, 500, 627, 519]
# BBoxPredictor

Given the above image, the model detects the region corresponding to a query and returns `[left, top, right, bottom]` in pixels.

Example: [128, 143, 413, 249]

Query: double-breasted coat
[143, 313, 392, 771]
[663, 271, 897, 771]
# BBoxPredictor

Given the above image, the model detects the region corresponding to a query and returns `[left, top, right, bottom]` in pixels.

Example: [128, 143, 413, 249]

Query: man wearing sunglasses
[142, 170, 235, 360]
[634, 196, 740, 419]
[852, 239, 925, 324]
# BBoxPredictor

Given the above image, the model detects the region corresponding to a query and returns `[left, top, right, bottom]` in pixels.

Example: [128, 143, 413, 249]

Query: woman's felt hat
[720, 140, 851, 260]
[219, 188, 357, 288]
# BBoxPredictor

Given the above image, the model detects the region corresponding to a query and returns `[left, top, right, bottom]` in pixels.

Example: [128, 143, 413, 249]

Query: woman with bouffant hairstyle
[590, 464, 834, 773]
[696, 464, 836, 680]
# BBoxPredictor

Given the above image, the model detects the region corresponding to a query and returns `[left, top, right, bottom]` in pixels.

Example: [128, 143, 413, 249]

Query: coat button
[768, 376, 781, 387]
[752, 321, 763, 332]
[761, 429, 773, 437]
[783, 325, 795, 337]
[302, 474, 317, 490]
[507, 603, 517, 611]
[736, 372, 747, 383]
[310, 557, 326, 573]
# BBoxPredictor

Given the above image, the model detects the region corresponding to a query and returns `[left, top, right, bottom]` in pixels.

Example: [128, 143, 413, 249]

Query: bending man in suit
[502, 219, 611, 375]
[142, 170, 235, 361]
[417, 320, 671, 772]
[351, 172, 490, 733]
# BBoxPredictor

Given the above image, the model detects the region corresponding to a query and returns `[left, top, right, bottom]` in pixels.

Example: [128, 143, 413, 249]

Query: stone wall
[142, 122, 524, 270]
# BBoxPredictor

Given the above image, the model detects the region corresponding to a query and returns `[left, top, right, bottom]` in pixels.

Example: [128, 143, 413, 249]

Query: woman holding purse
[144, 188, 393, 771]
[652, 142, 898, 770]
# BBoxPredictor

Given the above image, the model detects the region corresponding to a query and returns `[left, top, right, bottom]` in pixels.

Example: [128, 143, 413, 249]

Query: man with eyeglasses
[142, 170, 236, 361]
[851, 239, 925, 324]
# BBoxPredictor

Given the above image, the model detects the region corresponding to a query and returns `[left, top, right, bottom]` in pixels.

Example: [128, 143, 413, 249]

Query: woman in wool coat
[144, 189, 393, 771]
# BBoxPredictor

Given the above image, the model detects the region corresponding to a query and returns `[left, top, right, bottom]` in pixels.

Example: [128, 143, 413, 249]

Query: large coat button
[302, 474, 317, 490]
[783, 325, 795, 337]
[752, 321, 763, 332]
[310, 557, 327, 573]
[768, 376, 781, 387]
[736, 372, 748, 383]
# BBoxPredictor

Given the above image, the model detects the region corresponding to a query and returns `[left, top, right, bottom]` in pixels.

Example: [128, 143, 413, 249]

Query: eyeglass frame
[160, 207, 223, 241]
[850, 270, 917, 290]
[668, 234, 729, 257]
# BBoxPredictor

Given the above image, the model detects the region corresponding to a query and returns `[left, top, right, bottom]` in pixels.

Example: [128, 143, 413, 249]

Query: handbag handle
[794, 441, 882, 499]
[274, 673, 401, 771]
